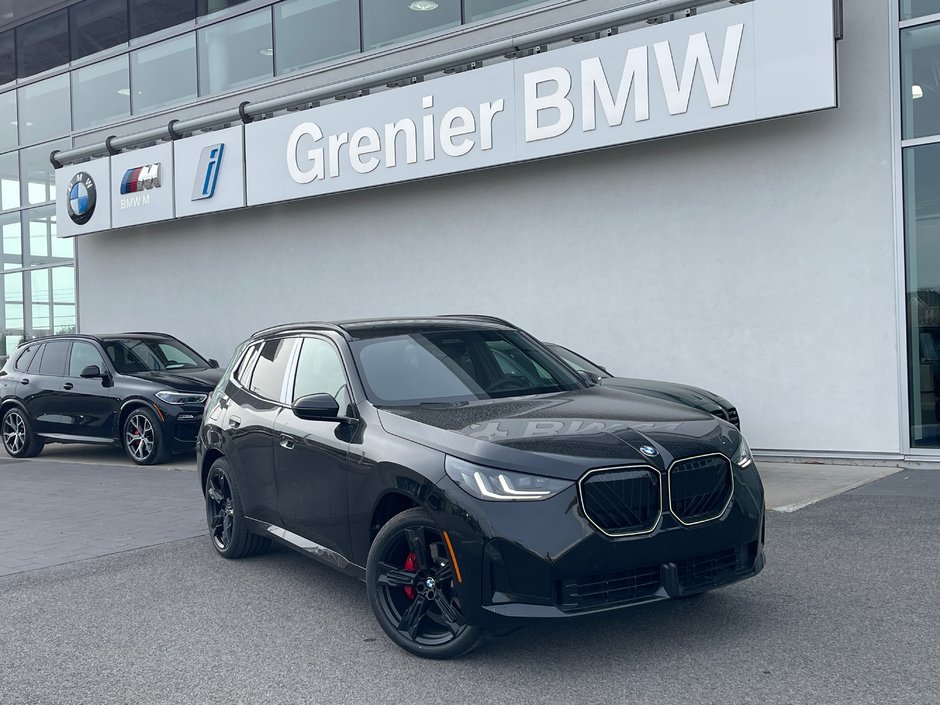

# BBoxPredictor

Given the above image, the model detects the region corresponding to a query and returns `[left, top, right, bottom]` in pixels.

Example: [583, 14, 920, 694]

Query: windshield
[102, 338, 209, 374]
[351, 329, 583, 406]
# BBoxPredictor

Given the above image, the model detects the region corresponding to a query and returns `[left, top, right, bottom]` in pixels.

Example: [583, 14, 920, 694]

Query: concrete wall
[76, 1, 901, 455]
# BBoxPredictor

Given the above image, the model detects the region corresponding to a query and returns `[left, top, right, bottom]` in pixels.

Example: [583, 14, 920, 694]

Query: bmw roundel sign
[67, 171, 97, 225]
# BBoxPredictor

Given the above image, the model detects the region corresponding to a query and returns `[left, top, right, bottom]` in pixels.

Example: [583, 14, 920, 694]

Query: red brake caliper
[403, 552, 418, 600]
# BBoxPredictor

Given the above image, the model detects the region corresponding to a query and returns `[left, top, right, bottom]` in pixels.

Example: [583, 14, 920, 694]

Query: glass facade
[902, 11, 940, 448]
[0, 0, 554, 362]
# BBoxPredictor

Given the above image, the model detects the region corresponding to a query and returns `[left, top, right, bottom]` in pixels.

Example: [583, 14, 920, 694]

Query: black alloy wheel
[204, 457, 270, 559]
[122, 407, 169, 465]
[367, 508, 484, 659]
[1, 407, 44, 458]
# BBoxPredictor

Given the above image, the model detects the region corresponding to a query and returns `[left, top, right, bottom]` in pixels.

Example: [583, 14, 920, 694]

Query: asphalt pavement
[0, 456, 937, 705]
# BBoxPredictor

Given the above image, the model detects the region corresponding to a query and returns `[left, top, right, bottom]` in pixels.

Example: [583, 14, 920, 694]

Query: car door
[222, 337, 298, 525]
[54, 340, 120, 440]
[20, 340, 70, 436]
[274, 335, 354, 557]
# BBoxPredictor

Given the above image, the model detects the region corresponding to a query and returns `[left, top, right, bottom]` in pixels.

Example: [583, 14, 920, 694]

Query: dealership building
[0, 0, 937, 462]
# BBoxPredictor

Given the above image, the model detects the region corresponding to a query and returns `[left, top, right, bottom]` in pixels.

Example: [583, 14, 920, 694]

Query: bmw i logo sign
[67, 172, 97, 225]
[640, 445, 658, 457]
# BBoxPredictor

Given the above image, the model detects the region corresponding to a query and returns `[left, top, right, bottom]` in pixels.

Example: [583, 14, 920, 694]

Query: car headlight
[731, 436, 754, 468]
[155, 390, 208, 405]
[445, 456, 572, 501]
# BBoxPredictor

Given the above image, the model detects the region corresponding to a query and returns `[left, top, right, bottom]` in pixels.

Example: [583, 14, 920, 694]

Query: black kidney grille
[558, 564, 661, 612]
[670, 455, 733, 524]
[580, 467, 660, 535]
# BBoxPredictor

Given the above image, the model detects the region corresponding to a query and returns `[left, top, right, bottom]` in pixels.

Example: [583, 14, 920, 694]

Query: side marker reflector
[441, 530, 463, 584]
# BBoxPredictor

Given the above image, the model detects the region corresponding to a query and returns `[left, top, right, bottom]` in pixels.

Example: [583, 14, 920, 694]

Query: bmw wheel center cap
[67, 172, 97, 225]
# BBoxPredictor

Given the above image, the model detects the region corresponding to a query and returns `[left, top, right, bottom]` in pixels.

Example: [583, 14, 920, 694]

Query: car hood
[599, 377, 732, 413]
[123, 368, 223, 392]
[377, 386, 741, 481]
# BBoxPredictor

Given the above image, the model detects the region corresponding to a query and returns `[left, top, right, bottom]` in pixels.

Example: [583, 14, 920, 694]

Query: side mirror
[576, 370, 601, 386]
[208, 358, 220, 369]
[292, 393, 340, 421]
[80, 364, 106, 379]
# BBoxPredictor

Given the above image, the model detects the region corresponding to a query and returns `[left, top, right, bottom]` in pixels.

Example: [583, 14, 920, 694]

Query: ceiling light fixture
[913, 84, 924, 100]
[117, 88, 130, 96]
[259, 48, 274, 56]
[409, 0, 439, 10]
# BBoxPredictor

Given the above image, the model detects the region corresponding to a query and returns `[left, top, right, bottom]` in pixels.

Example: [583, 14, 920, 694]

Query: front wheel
[1, 407, 44, 458]
[367, 508, 484, 659]
[122, 407, 169, 465]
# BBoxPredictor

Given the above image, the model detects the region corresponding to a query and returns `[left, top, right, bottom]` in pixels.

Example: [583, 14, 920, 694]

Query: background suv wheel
[1, 407, 44, 458]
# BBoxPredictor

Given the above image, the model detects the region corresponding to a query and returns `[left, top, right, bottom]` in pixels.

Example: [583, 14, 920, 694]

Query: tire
[1, 407, 44, 458]
[122, 406, 170, 465]
[367, 508, 484, 659]
[204, 456, 270, 559]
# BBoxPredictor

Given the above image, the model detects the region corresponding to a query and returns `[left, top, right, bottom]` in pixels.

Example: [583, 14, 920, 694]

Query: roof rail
[250, 321, 351, 340]
[436, 314, 517, 328]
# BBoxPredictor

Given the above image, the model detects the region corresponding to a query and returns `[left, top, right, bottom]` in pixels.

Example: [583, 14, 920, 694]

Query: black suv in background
[198, 317, 764, 658]
[0, 333, 222, 465]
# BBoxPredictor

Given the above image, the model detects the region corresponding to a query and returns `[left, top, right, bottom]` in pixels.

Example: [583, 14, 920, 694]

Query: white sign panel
[110, 142, 175, 229]
[174, 125, 246, 218]
[56, 157, 112, 238]
[246, 0, 835, 207]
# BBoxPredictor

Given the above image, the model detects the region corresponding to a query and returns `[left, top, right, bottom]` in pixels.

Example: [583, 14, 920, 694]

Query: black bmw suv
[198, 317, 765, 659]
[0, 333, 222, 465]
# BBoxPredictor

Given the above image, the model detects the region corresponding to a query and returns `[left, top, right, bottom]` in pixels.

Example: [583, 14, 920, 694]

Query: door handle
[227, 416, 241, 429]
[20, 378, 29, 385]
[279, 435, 294, 450]
[63, 382, 73, 390]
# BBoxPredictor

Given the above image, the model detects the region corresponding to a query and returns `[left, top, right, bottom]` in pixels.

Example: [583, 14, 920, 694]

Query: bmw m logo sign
[120, 163, 161, 194]
[640, 446, 658, 457]
[66, 172, 96, 225]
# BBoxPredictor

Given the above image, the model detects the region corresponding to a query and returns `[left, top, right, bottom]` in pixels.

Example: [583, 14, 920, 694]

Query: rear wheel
[367, 508, 484, 659]
[205, 457, 270, 559]
[1, 407, 44, 458]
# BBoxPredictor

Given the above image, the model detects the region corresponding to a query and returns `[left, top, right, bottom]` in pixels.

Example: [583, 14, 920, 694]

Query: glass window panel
[197, 9, 272, 96]
[51, 265, 75, 304]
[198, 0, 251, 17]
[0, 91, 16, 152]
[274, 0, 359, 75]
[71, 0, 130, 60]
[31, 304, 52, 338]
[21, 140, 69, 207]
[130, 0, 196, 39]
[0, 31, 14, 87]
[901, 1, 940, 20]
[362, 0, 460, 50]
[31, 268, 49, 303]
[18, 74, 71, 145]
[0, 151, 19, 211]
[53, 305, 76, 335]
[1, 212, 21, 271]
[1, 272, 24, 360]
[248, 337, 295, 400]
[72, 55, 131, 129]
[52, 229, 74, 259]
[902, 23, 940, 140]
[16, 10, 69, 79]
[464, 0, 543, 21]
[25, 205, 68, 268]
[904, 142, 940, 447]
[69, 340, 105, 376]
[131, 34, 197, 114]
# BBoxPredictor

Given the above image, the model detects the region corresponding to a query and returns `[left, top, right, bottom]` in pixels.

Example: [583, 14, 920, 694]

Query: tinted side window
[27, 344, 45, 373]
[38, 341, 70, 376]
[69, 341, 106, 377]
[248, 338, 296, 401]
[293, 338, 349, 409]
[233, 343, 260, 385]
[14, 344, 39, 371]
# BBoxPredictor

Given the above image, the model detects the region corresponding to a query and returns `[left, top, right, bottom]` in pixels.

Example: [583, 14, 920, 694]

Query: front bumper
[154, 402, 205, 454]
[427, 461, 765, 627]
